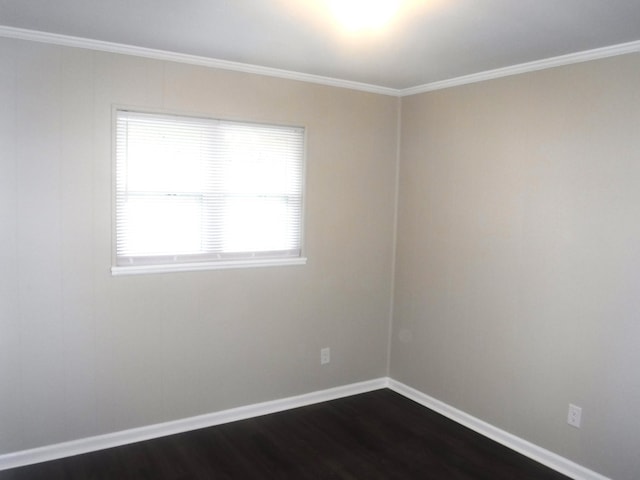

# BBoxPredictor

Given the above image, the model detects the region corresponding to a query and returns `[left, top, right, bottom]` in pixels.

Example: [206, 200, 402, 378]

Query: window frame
[110, 106, 307, 276]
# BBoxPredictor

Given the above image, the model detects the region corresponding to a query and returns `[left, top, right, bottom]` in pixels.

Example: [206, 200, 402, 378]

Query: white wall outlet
[320, 347, 330, 365]
[567, 404, 582, 428]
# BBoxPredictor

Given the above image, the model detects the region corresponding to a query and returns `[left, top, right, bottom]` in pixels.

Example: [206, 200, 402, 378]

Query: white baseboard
[0, 378, 388, 471]
[387, 379, 610, 480]
[0, 377, 610, 480]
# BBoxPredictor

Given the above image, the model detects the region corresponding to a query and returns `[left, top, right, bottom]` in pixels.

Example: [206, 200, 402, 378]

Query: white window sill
[111, 257, 307, 276]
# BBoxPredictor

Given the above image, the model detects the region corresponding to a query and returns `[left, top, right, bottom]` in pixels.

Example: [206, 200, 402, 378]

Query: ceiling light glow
[327, 0, 402, 33]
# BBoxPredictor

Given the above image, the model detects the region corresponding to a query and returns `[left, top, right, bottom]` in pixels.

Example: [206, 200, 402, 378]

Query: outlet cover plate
[321, 347, 330, 365]
[567, 404, 582, 428]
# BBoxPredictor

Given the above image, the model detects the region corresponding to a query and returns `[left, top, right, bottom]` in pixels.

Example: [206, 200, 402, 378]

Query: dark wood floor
[1, 389, 570, 480]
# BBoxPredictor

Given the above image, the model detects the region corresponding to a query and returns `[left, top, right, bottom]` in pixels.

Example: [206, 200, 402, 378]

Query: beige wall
[392, 53, 640, 480]
[0, 37, 398, 453]
[3, 33, 640, 480]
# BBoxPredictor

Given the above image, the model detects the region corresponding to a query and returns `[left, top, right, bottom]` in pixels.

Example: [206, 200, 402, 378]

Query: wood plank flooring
[0, 389, 570, 479]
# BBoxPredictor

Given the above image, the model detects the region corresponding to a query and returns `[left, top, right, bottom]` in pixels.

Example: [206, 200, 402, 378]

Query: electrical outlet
[567, 404, 582, 428]
[320, 347, 330, 365]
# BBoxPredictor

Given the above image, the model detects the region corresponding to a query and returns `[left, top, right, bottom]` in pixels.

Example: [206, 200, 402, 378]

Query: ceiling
[1, 0, 640, 93]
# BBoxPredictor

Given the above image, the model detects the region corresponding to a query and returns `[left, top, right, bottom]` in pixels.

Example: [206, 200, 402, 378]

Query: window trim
[110, 106, 307, 276]
[111, 256, 307, 276]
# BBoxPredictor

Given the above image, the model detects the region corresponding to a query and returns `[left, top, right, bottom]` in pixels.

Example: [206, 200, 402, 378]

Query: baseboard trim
[0, 377, 610, 479]
[387, 379, 609, 480]
[0, 378, 388, 471]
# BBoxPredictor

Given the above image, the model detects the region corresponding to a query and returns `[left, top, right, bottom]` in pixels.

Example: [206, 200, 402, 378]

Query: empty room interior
[1, 1, 640, 479]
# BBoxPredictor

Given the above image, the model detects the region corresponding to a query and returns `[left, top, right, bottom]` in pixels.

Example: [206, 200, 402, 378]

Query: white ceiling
[1, 0, 640, 93]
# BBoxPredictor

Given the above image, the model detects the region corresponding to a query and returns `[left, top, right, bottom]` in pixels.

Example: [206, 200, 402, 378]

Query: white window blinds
[115, 110, 305, 272]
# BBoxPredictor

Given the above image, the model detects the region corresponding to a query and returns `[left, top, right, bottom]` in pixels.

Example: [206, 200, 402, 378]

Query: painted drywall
[0, 37, 398, 454]
[391, 53, 640, 480]
[3, 32, 640, 480]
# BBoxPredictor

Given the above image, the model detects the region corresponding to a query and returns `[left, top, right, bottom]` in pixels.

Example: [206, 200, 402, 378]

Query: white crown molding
[0, 26, 398, 97]
[387, 379, 611, 480]
[400, 39, 640, 96]
[1, 26, 639, 98]
[0, 378, 389, 471]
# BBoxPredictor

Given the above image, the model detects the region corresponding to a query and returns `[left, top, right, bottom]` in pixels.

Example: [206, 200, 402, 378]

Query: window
[112, 109, 306, 275]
